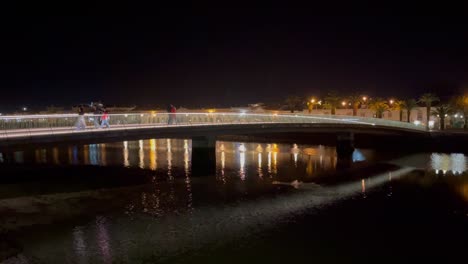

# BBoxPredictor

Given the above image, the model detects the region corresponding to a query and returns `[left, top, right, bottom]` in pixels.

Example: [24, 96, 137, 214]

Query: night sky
[2, 8, 468, 111]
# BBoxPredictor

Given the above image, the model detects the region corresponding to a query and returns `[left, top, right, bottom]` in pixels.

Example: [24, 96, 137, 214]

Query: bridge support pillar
[336, 132, 355, 159]
[191, 136, 216, 177]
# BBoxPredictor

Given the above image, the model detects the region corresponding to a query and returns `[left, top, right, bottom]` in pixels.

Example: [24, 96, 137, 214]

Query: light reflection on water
[0, 139, 376, 180]
[431, 153, 467, 175]
[2, 139, 467, 180]
[2, 141, 468, 263]
[9, 167, 416, 264]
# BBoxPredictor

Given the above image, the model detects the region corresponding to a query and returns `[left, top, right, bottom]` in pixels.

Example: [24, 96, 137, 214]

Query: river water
[0, 139, 467, 263]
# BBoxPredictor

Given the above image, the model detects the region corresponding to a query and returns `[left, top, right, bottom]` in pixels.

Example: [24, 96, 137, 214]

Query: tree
[431, 105, 453, 130]
[454, 95, 468, 130]
[418, 93, 439, 129]
[347, 94, 363, 116]
[391, 100, 405, 122]
[285, 96, 303, 113]
[369, 98, 390, 118]
[403, 99, 418, 123]
[324, 92, 341, 115]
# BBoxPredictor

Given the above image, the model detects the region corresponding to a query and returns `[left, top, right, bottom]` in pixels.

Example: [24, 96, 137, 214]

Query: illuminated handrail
[0, 112, 426, 139]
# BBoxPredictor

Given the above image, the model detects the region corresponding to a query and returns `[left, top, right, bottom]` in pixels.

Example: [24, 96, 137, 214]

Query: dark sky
[2, 8, 468, 110]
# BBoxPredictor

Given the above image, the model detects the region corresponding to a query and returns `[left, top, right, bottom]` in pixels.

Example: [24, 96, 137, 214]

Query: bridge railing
[0, 112, 426, 138]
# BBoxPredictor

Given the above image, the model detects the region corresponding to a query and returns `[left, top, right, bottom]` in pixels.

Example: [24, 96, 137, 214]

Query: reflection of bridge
[0, 113, 426, 175]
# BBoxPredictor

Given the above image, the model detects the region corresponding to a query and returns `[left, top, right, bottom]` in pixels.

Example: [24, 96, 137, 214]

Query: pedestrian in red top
[170, 105, 177, 124]
[101, 109, 110, 128]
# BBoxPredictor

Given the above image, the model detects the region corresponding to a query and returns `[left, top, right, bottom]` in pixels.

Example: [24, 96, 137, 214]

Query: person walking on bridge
[170, 104, 177, 125]
[93, 105, 103, 128]
[75, 105, 86, 130]
[101, 109, 110, 128]
[167, 104, 172, 125]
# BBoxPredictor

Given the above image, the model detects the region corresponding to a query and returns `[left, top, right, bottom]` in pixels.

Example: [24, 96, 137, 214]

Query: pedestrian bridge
[0, 112, 425, 147]
[0, 112, 429, 175]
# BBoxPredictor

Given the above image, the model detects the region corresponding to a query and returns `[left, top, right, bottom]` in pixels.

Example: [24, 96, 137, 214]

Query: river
[0, 139, 467, 263]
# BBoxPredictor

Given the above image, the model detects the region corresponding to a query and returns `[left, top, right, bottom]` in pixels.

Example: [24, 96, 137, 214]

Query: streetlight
[341, 101, 346, 107]
[309, 98, 318, 111]
[362, 96, 367, 102]
[389, 99, 394, 105]
[22, 107, 27, 111]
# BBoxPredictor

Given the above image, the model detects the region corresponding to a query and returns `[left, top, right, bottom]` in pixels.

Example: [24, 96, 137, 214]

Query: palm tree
[391, 100, 405, 121]
[285, 96, 303, 113]
[403, 99, 418, 123]
[431, 104, 453, 130]
[369, 98, 390, 118]
[418, 93, 439, 129]
[454, 95, 468, 130]
[324, 92, 341, 115]
[347, 94, 363, 116]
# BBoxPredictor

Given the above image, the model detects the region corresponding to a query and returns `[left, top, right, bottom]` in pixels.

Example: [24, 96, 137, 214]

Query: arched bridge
[0, 112, 426, 147]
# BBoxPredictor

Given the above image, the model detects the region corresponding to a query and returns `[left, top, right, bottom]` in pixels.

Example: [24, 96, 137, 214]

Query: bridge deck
[0, 113, 426, 147]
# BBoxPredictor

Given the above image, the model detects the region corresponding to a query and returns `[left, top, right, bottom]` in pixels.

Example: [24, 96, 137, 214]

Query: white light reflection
[123, 141, 129, 167]
[96, 217, 112, 264]
[167, 139, 173, 180]
[267, 151, 272, 175]
[73, 227, 87, 264]
[431, 153, 467, 175]
[139, 140, 145, 169]
[451, 154, 466, 174]
[184, 139, 190, 175]
[240, 152, 246, 180]
[258, 152, 263, 178]
[220, 151, 226, 183]
[184, 140, 193, 211]
[291, 144, 299, 167]
[238, 143, 247, 152]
